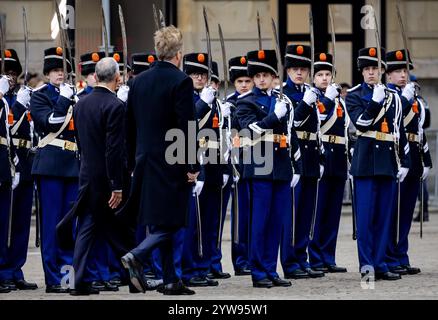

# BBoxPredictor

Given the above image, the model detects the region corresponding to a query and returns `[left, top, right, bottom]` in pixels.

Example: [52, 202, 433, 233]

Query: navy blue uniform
[346, 82, 410, 274]
[386, 84, 432, 270]
[236, 86, 301, 282]
[0, 91, 35, 284]
[30, 83, 79, 286]
[281, 78, 323, 274]
[309, 89, 348, 268]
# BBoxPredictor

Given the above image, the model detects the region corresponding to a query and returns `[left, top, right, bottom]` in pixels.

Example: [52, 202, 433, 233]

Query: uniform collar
[253, 87, 272, 96]
[387, 83, 401, 92]
[48, 83, 60, 94]
[286, 77, 304, 92]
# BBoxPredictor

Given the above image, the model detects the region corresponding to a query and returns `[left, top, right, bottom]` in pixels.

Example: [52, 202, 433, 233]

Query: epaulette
[227, 92, 235, 100]
[33, 83, 48, 92]
[237, 91, 253, 99]
[347, 84, 361, 93]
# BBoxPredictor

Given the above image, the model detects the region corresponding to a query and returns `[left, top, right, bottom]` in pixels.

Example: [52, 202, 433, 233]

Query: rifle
[118, 5, 128, 84]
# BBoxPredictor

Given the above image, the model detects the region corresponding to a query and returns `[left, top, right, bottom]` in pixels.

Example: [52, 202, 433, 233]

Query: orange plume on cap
[197, 53, 205, 63]
[91, 52, 100, 62]
[296, 46, 304, 55]
[319, 53, 327, 61]
[258, 50, 265, 60]
[369, 47, 377, 57]
[4, 50, 11, 58]
[147, 55, 155, 63]
[56, 47, 63, 55]
[240, 56, 246, 65]
[113, 53, 121, 62]
[395, 50, 404, 60]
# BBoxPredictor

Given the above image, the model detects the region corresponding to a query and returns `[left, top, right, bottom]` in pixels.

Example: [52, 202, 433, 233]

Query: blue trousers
[231, 180, 250, 272]
[355, 177, 396, 273]
[281, 177, 318, 273]
[250, 180, 290, 282]
[0, 181, 33, 281]
[151, 228, 184, 280]
[386, 176, 420, 268]
[0, 184, 12, 272]
[309, 177, 346, 268]
[84, 235, 111, 282]
[38, 176, 77, 286]
[131, 225, 181, 285]
[210, 183, 231, 273]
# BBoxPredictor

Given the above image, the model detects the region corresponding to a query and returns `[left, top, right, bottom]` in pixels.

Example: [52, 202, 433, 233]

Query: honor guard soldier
[0, 49, 37, 291]
[131, 53, 157, 78]
[385, 49, 432, 275]
[280, 44, 325, 279]
[209, 61, 232, 280]
[345, 47, 410, 281]
[307, 53, 348, 273]
[226, 55, 253, 276]
[77, 52, 105, 98]
[236, 49, 301, 288]
[29, 47, 79, 293]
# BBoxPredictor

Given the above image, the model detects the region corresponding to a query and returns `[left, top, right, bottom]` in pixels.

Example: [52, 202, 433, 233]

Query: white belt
[321, 135, 346, 145]
[46, 138, 77, 152]
[240, 134, 288, 147]
[0, 136, 7, 146]
[199, 138, 219, 149]
[406, 133, 420, 143]
[296, 131, 317, 141]
[12, 138, 32, 149]
[357, 130, 394, 142]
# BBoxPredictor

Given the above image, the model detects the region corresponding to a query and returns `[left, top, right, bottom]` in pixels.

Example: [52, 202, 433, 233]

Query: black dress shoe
[252, 278, 273, 288]
[163, 280, 195, 295]
[91, 281, 119, 292]
[305, 268, 325, 278]
[0, 284, 11, 293]
[14, 279, 38, 290]
[375, 272, 401, 280]
[313, 266, 329, 272]
[185, 277, 208, 287]
[45, 285, 69, 293]
[327, 265, 347, 273]
[389, 266, 408, 275]
[121, 253, 146, 293]
[109, 277, 122, 287]
[70, 285, 100, 296]
[271, 277, 292, 287]
[285, 269, 310, 279]
[0, 280, 17, 291]
[235, 268, 251, 276]
[144, 278, 163, 290]
[402, 265, 421, 275]
[207, 270, 231, 279]
[206, 278, 219, 286]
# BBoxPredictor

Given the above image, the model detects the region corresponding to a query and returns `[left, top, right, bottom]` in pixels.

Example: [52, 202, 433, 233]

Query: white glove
[193, 180, 204, 196]
[12, 172, 20, 190]
[0, 76, 10, 95]
[233, 174, 240, 184]
[372, 84, 385, 103]
[303, 87, 318, 106]
[219, 101, 232, 118]
[320, 165, 325, 178]
[402, 83, 415, 101]
[16, 86, 32, 107]
[223, 174, 229, 188]
[274, 98, 287, 120]
[117, 85, 130, 103]
[200, 86, 216, 104]
[60, 83, 74, 99]
[422, 166, 431, 180]
[397, 167, 409, 182]
[325, 84, 339, 101]
[291, 174, 300, 188]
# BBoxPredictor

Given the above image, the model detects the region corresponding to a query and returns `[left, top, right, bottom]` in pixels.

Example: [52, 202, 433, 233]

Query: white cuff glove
[219, 101, 232, 118]
[325, 83, 339, 101]
[117, 85, 130, 103]
[12, 172, 20, 190]
[200, 86, 216, 104]
[222, 174, 230, 188]
[397, 167, 409, 182]
[320, 165, 325, 178]
[233, 174, 240, 184]
[303, 87, 318, 106]
[422, 166, 431, 180]
[0, 76, 10, 95]
[402, 83, 415, 101]
[372, 84, 385, 104]
[193, 180, 204, 196]
[274, 98, 287, 120]
[291, 174, 301, 188]
[60, 83, 74, 99]
[16, 86, 32, 107]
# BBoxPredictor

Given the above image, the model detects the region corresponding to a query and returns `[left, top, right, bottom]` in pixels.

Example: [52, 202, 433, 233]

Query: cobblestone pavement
[1, 209, 437, 300]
